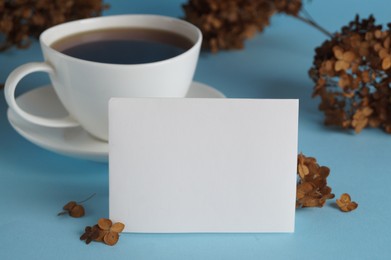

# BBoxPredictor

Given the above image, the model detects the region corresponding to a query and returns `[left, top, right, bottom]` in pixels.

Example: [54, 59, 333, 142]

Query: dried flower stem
[294, 14, 333, 38]
[57, 211, 69, 216]
[77, 193, 96, 204]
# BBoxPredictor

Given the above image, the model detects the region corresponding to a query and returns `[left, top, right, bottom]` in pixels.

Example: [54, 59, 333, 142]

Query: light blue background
[1, 1, 391, 259]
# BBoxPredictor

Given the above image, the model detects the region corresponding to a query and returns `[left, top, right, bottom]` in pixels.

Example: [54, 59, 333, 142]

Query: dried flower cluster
[183, 0, 302, 52]
[336, 193, 358, 212]
[310, 15, 391, 133]
[0, 0, 108, 51]
[296, 154, 359, 212]
[80, 218, 125, 246]
[296, 153, 335, 208]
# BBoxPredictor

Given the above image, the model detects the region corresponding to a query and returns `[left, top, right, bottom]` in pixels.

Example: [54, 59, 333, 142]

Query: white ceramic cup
[5, 14, 202, 141]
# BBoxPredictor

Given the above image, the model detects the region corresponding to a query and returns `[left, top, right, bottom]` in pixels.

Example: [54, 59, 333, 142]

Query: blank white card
[109, 98, 298, 233]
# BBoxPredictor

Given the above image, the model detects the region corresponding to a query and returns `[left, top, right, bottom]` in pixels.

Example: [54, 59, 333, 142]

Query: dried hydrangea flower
[336, 193, 358, 212]
[296, 153, 335, 208]
[80, 218, 125, 246]
[0, 0, 109, 51]
[183, 0, 276, 52]
[97, 218, 125, 246]
[183, 0, 338, 53]
[183, 0, 308, 52]
[310, 15, 391, 134]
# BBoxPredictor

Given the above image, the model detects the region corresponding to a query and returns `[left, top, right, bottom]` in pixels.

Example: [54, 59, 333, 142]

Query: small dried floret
[97, 218, 125, 246]
[296, 153, 335, 208]
[81, 218, 125, 246]
[336, 193, 358, 212]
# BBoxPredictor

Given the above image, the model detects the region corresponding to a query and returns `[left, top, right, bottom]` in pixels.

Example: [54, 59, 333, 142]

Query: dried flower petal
[111, 222, 125, 233]
[98, 218, 112, 231]
[104, 231, 120, 246]
[382, 56, 391, 70]
[69, 204, 85, 218]
[343, 51, 356, 62]
[336, 193, 358, 212]
[298, 163, 309, 178]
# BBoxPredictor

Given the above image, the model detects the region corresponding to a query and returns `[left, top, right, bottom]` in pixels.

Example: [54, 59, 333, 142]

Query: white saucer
[7, 81, 225, 162]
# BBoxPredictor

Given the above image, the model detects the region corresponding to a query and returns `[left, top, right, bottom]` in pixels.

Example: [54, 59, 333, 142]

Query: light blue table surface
[1, 1, 391, 259]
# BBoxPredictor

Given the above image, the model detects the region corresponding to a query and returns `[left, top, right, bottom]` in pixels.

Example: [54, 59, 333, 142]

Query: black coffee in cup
[51, 28, 193, 64]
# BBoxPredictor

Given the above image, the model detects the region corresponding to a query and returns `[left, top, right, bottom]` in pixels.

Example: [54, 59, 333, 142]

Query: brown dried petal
[384, 37, 390, 49]
[111, 222, 125, 233]
[70, 204, 85, 218]
[335, 60, 350, 71]
[319, 166, 330, 178]
[343, 51, 356, 62]
[382, 56, 391, 70]
[379, 48, 389, 59]
[104, 231, 119, 246]
[98, 218, 112, 231]
[298, 164, 309, 179]
[63, 201, 77, 211]
[333, 46, 344, 59]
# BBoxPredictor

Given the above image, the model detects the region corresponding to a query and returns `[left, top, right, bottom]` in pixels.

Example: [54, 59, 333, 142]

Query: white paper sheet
[109, 98, 298, 233]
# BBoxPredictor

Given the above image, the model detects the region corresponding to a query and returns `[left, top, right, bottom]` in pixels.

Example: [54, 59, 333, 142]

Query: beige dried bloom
[336, 193, 358, 212]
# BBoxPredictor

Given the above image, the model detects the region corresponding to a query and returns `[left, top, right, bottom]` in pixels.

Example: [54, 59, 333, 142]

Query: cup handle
[4, 62, 79, 128]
